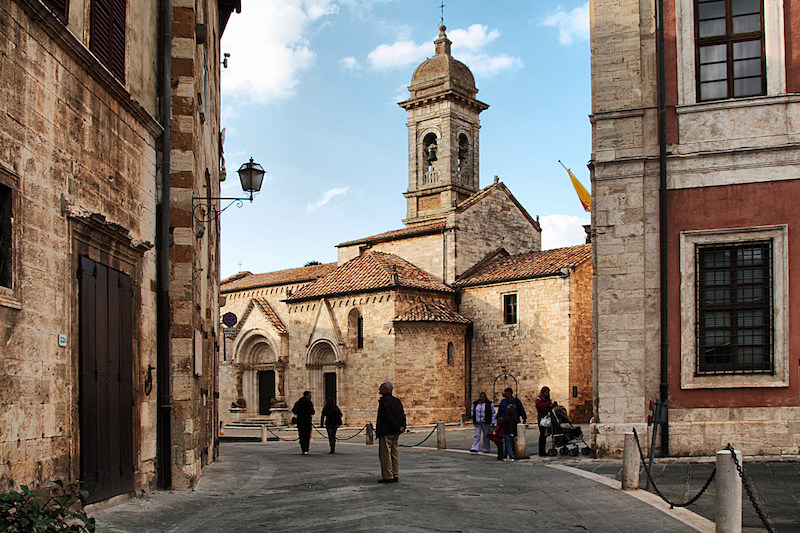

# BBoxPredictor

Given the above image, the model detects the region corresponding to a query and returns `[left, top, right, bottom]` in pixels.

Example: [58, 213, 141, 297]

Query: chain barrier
[263, 425, 299, 442]
[399, 426, 438, 448]
[311, 424, 367, 441]
[632, 428, 716, 509]
[724, 443, 777, 533]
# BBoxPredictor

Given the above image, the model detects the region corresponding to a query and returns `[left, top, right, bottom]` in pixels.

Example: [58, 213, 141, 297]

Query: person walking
[535, 386, 556, 457]
[497, 387, 527, 424]
[470, 392, 495, 453]
[376, 380, 406, 483]
[291, 390, 315, 455]
[320, 397, 343, 454]
[496, 404, 518, 461]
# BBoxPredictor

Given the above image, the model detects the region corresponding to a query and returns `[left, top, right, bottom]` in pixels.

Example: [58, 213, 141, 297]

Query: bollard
[436, 421, 446, 449]
[715, 448, 742, 533]
[261, 425, 268, 443]
[460, 413, 467, 428]
[514, 422, 528, 459]
[622, 432, 639, 490]
[366, 422, 374, 445]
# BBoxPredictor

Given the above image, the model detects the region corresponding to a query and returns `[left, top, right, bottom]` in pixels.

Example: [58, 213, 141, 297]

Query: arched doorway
[307, 340, 341, 404]
[235, 332, 280, 417]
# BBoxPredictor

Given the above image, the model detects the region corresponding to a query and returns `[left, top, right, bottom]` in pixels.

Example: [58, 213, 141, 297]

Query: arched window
[457, 133, 468, 171]
[348, 308, 363, 351]
[447, 342, 455, 366]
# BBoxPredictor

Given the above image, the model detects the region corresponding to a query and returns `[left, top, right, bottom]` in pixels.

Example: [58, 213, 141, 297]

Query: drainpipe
[656, 0, 670, 456]
[156, 0, 173, 488]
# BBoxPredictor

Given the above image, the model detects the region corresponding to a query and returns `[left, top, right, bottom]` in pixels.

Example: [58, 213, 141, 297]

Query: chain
[311, 424, 368, 441]
[724, 444, 777, 533]
[632, 428, 716, 509]
[399, 426, 438, 447]
[264, 425, 299, 441]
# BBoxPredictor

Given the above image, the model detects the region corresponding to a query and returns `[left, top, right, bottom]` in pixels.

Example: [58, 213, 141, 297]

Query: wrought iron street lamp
[192, 157, 265, 223]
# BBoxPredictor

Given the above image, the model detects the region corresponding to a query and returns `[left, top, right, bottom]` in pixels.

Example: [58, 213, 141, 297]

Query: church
[219, 26, 592, 428]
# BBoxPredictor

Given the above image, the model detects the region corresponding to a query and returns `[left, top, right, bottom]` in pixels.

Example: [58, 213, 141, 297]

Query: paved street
[93, 431, 707, 533]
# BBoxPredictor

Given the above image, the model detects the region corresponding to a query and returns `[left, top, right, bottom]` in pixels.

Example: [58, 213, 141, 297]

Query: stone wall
[337, 232, 445, 281]
[461, 276, 577, 419]
[0, 0, 159, 492]
[569, 261, 593, 423]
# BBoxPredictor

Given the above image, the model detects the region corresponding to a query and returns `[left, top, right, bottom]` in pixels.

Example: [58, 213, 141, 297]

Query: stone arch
[232, 329, 281, 417]
[306, 339, 341, 405]
[347, 307, 363, 351]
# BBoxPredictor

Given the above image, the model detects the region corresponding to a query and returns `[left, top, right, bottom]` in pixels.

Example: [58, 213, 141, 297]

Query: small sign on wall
[58, 333, 67, 347]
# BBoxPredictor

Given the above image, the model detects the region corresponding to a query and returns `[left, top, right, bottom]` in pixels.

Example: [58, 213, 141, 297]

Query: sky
[219, 0, 591, 278]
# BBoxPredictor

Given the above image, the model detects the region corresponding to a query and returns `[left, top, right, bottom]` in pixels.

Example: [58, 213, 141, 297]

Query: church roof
[221, 263, 337, 293]
[285, 251, 453, 302]
[393, 302, 471, 325]
[337, 221, 447, 248]
[456, 179, 542, 231]
[455, 244, 591, 287]
[253, 298, 288, 335]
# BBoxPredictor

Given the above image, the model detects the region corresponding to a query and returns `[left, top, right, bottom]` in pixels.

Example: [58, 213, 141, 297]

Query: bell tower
[399, 25, 489, 227]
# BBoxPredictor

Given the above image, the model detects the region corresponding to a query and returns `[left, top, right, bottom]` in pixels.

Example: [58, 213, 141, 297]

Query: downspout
[656, 0, 670, 456]
[156, 0, 173, 487]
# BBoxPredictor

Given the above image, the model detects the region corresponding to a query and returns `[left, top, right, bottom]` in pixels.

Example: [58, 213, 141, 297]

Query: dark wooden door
[324, 372, 337, 404]
[79, 256, 134, 503]
[258, 370, 275, 415]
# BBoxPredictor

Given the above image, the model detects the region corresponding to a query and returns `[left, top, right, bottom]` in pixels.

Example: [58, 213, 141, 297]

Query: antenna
[439, 1, 445, 26]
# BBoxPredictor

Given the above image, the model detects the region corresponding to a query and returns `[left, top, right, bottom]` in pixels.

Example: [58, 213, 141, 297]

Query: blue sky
[219, 0, 591, 278]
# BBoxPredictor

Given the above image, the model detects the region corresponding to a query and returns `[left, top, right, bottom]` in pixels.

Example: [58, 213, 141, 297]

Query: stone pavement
[93, 429, 712, 533]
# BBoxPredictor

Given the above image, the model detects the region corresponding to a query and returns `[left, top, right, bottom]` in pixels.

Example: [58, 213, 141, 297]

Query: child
[496, 404, 518, 461]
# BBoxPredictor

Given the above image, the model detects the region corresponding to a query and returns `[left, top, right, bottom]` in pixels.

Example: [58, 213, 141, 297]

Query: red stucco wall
[667, 180, 800, 408]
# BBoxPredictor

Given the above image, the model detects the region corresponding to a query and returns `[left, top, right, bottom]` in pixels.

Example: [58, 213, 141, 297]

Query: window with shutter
[90, 0, 127, 82]
[42, 0, 69, 22]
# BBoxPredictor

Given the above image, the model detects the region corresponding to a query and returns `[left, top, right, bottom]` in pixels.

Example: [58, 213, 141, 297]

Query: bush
[0, 480, 95, 532]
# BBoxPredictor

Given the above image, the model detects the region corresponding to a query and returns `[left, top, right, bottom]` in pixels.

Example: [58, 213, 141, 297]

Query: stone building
[590, 0, 800, 455]
[220, 27, 593, 429]
[0, 0, 241, 502]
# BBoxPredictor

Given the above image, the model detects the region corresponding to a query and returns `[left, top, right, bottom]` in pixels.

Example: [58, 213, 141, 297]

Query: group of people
[290, 383, 558, 482]
[471, 386, 558, 459]
[291, 380, 406, 484]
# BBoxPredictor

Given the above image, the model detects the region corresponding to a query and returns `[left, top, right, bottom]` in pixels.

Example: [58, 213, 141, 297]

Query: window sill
[682, 373, 788, 389]
[0, 289, 22, 310]
[675, 93, 800, 115]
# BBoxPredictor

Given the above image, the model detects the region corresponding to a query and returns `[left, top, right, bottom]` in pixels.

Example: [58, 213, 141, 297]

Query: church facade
[219, 27, 592, 429]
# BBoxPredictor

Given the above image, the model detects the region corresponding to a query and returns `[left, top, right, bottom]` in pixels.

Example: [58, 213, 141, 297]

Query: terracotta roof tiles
[337, 222, 447, 248]
[286, 251, 452, 302]
[221, 263, 337, 293]
[393, 302, 471, 324]
[455, 244, 591, 286]
[253, 298, 288, 335]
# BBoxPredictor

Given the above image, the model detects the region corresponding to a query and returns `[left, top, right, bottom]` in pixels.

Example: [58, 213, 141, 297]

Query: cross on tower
[439, 1, 445, 26]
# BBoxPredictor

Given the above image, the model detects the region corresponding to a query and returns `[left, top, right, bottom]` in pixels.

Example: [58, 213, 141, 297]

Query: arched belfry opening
[307, 340, 342, 405]
[399, 25, 488, 227]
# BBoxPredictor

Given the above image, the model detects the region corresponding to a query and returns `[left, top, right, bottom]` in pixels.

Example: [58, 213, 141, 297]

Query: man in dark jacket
[376, 381, 406, 483]
[292, 391, 315, 454]
[497, 387, 527, 424]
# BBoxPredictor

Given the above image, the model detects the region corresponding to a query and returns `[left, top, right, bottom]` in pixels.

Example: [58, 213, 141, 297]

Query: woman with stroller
[320, 397, 343, 454]
[496, 404, 518, 462]
[535, 386, 556, 457]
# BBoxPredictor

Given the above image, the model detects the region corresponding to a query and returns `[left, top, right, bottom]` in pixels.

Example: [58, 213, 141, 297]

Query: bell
[425, 144, 438, 162]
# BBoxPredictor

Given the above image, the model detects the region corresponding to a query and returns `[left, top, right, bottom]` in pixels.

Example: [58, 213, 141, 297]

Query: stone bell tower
[399, 25, 489, 227]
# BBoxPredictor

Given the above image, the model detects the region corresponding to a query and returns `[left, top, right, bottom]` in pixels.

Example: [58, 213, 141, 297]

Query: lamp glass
[237, 158, 265, 194]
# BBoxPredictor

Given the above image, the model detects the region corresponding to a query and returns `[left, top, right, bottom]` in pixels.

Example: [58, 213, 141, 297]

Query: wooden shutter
[42, 0, 69, 22]
[90, 0, 126, 82]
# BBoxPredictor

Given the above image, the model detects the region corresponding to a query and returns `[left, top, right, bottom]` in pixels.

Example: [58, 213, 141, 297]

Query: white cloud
[542, 3, 590, 45]
[366, 24, 520, 77]
[339, 56, 361, 71]
[221, 0, 338, 103]
[367, 40, 429, 70]
[539, 214, 590, 250]
[306, 187, 349, 212]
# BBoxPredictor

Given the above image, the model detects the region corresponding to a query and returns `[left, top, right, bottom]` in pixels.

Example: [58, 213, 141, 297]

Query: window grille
[696, 240, 773, 374]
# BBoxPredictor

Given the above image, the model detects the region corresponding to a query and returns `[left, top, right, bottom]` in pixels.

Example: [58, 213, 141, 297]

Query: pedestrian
[320, 397, 343, 454]
[497, 387, 527, 424]
[496, 404, 518, 461]
[470, 392, 495, 453]
[376, 380, 406, 483]
[491, 421, 505, 460]
[535, 386, 556, 457]
[291, 390, 315, 455]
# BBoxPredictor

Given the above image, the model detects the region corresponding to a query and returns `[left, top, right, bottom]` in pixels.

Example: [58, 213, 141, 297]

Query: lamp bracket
[191, 194, 254, 223]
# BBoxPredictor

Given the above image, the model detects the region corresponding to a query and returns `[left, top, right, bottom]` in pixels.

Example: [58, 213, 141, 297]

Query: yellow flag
[561, 162, 591, 212]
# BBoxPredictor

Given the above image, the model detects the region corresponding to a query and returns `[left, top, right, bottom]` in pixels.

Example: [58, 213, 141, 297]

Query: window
[695, 0, 765, 101]
[357, 315, 364, 349]
[679, 226, 789, 389]
[503, 294, 517, 324]
[90, 0, 127, 82]
[43, 0, 69, 22]
[0, 182, 12, 289]
[446, 342, 454, 366]
[696, 241, 772, 373]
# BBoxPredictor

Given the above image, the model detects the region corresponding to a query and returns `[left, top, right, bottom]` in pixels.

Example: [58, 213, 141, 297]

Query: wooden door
[79, 256, 134, 503]
[324, 372, 337, 404]
[258, 370, 275, 415]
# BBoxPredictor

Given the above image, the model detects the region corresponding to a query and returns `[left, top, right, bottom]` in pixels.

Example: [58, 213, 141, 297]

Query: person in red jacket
[535, 386, 556, 457]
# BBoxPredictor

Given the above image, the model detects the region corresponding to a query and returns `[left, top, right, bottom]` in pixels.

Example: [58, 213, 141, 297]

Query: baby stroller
[541, 405, 592, 457]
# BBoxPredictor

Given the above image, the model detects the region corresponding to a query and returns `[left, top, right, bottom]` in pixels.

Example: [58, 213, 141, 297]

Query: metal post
[715, 448, 742, 533]
[646, 401, 661, 489]
[366, 422, 374, 445]
[514, 422, 527, 459]
[622, 433, 640, 490]
[436, 421, 446, 449]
